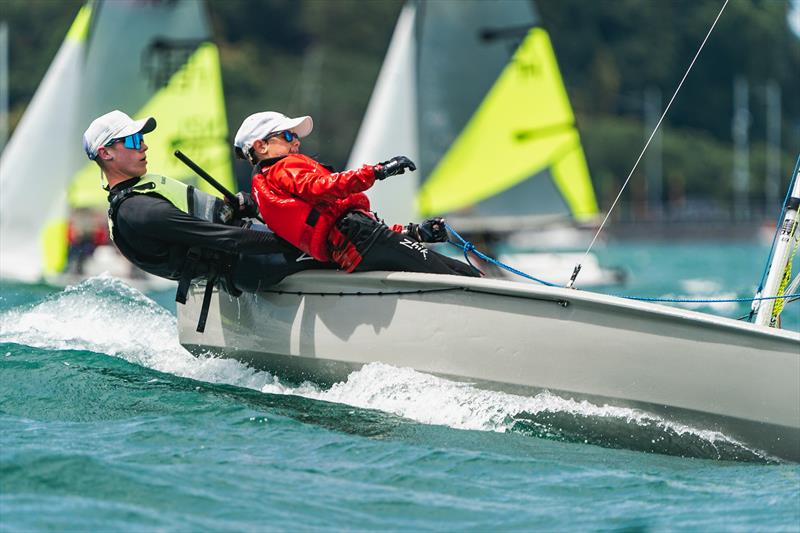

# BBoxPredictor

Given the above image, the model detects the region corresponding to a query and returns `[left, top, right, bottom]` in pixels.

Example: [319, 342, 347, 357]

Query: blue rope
[443, 222, 800, 305]
[445, 223, 559, 286]
[616, 293, 800, 304]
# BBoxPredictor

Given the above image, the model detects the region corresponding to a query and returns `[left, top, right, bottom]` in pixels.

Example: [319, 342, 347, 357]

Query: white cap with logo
[83, 110, 156, 160]
[233, 111, 313, 159]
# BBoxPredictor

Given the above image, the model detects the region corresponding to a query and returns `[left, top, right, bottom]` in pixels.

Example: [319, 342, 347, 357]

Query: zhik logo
[400, 238, 428, 259]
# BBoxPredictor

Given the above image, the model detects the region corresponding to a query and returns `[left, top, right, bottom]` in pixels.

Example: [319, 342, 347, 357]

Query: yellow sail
[417, 28, 598, 221]
[67, 42, 234, 209]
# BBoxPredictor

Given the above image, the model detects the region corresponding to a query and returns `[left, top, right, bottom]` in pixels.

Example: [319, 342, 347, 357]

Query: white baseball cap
[233, 111, 313, 158]
[83, 110, 156, 160]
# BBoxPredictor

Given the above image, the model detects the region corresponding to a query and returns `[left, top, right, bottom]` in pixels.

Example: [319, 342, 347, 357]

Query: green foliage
[2, 0, 797, 212]
[206, 0, 402, 169]
[1, 0, 84, 126]
[582, 116, 796, 215]
[537, 0, 799, 147]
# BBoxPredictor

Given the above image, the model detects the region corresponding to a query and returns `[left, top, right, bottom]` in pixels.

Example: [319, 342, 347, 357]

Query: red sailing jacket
[252, 154, 386, 270]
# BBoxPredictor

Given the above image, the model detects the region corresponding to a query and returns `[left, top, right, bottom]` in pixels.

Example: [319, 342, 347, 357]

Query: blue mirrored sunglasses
[265, 130, 299, 143]
[105, 131, 144, 150]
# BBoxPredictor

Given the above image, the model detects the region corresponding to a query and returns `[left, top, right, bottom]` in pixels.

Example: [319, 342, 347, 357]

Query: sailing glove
[233, 192, 260, 218]
[406, 217, 448, 243]
[374, 155, 416, 180]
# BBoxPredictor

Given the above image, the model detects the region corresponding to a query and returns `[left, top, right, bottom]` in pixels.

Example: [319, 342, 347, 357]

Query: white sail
[0, 6, 91, 282]
[346, 3, 419, 225]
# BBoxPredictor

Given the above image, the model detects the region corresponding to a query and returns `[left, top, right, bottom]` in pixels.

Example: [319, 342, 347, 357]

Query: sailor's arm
[116, 195, 289, 255]
[278, 157, 377, 203]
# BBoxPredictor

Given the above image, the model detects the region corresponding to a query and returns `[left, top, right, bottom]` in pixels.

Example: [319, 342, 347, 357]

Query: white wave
[269, 362, 740, 448]
[1, 275, 756, 457]
[0, 275, 276, 391]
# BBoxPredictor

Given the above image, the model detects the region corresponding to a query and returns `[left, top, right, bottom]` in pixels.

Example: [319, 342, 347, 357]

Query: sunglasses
[105, 131, 144, 150]
[265, 130, 299, 143]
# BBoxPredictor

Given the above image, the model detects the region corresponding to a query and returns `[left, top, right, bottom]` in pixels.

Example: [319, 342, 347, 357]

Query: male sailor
[235, 111, 479, 277]
[84, 110, 329, 323]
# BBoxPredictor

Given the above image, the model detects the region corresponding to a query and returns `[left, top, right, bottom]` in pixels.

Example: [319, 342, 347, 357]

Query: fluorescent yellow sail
[65, 3, 92, 43]
[417, 28, 598, 221]
[67, 42, 234, 208]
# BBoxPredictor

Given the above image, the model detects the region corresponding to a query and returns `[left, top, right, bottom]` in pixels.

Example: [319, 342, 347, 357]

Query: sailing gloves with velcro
[405, 217, 448, 243]
[234, 192, 260, 218]
[374, 155, 416, 180]
[222, 192, 259, 222]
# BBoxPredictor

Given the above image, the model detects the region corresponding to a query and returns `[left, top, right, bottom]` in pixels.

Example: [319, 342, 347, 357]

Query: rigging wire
[567, 0, 730, 289]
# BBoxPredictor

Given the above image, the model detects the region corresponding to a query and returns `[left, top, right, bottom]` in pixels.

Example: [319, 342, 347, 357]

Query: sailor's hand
[406, 217, 448, 243]
[374, 155, 416, 180]
[233, 192, 260, 218]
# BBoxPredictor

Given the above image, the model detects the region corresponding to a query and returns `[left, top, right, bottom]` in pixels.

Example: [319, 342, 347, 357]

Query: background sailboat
[347, 0, 617, 285]
[0, 0, 234, 289]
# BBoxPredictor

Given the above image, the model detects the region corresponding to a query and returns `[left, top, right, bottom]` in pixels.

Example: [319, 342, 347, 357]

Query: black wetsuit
[110, 178, 329, 293]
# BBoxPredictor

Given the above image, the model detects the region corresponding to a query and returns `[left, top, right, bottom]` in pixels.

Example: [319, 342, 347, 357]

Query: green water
[1, 242, 798, 531]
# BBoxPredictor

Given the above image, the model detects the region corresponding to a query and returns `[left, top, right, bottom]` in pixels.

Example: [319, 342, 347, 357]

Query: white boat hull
[177, 271, 800, 461]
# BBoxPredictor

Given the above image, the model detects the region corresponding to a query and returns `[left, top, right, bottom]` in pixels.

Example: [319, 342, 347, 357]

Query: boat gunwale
[260, 270, 800, 343]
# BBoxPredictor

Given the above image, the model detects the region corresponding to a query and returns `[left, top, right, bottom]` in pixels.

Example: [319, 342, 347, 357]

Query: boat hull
[177, 271, 800, 462]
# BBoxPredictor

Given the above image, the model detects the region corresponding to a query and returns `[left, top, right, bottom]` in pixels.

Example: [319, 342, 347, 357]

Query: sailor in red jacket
[234, 111, 478, 277]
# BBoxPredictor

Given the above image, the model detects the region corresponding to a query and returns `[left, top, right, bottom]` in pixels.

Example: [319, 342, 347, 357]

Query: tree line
[4, 0, 798, 217]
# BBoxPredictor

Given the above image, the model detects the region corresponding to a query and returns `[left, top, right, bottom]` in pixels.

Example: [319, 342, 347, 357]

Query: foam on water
[0, 275, 274, 391]
[0, 275, 770, 460]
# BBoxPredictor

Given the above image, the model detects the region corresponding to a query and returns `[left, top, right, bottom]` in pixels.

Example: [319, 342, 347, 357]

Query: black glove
[374, 155, 416, 180]
[406, 217, 448, 243]
[231, 192, 260, 218]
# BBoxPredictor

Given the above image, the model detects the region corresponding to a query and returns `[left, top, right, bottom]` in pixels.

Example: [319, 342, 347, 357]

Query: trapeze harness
[107, 173, 241, 332]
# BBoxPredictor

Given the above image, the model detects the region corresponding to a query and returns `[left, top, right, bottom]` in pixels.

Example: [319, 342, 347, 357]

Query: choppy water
[1, 242, 799, 531]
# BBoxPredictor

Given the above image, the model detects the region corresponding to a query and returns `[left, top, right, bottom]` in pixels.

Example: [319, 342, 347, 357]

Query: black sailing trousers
[336, 211, 480, 277]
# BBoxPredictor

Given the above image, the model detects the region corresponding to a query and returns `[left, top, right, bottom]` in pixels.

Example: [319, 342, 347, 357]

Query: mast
[755, 166, 800, 327]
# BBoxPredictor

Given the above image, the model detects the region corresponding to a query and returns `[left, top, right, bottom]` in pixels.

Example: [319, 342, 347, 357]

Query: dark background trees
[3, 0, 798, 218]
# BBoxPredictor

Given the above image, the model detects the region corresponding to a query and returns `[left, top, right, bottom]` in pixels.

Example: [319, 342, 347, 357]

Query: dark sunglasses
[105, 131, 144, 150]
[265, 130, 299, 143]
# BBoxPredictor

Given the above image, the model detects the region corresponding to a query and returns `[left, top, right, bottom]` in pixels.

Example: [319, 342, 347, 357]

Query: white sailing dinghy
[0, 0, 236, 291]
[177, 248, 799, 461]
[178, 2, 800, 461]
